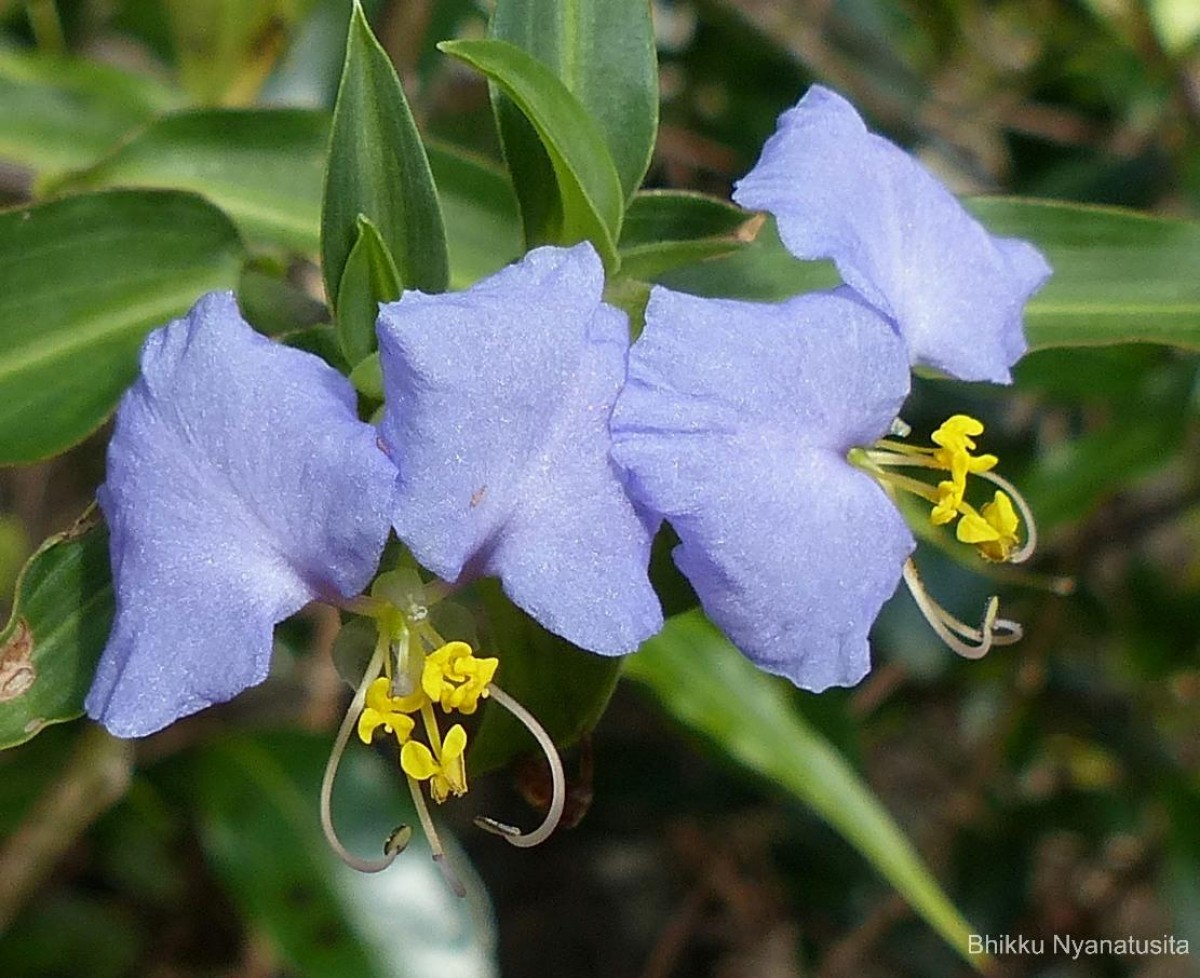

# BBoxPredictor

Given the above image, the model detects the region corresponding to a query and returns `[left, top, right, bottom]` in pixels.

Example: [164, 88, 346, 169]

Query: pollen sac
[357, 678, 420, 745]
[924, 417, 1024, 561]
[421, 642, 498, 715]
[401, 725, 469, 804]
[868, 413, 1031, 565]
[957, 491, 1020, 562]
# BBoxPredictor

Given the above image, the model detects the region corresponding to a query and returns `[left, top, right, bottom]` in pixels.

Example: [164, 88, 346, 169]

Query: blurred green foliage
[0, 1, 1198, 977]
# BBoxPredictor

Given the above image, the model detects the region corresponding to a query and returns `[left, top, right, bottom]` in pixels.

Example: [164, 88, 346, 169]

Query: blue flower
[733, 85, 1051, 384]
[376, 243, 663, 655]
[86, 292, 396, 737]
[611, 286, 916, 690]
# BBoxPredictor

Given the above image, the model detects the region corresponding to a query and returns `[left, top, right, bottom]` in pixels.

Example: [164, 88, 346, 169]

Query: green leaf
[967, 199, 1200, 350]
[0, 48, 182, 178]
[184, 732, 496, 978]
[440, 38, 624, 270]
[619, 190, 758, 280]
[323, 1, 448, 307]
[620, 190, 752, 248]
[348, 352, 383, 401]
[655, 198, 1200, 353]
[0, 189, 245, 464]
[490, 0, 657, 205]
[469, 581, 622, 775]
[624, 610, 982, 968]
[238, 261, 330, 336]
[335, 216, 401, 365]
[1021, 361, 1195, 530]
[48, 110, 517, 280]
[654, 217, 839, 300]
[426, 142, 522, 288]
[282, 322, 350, 375]
[0, 515, 26, 600]
[1013, 345, 1169, 404]
[53, 109, 327, 253]
[0, 515, 113, 751]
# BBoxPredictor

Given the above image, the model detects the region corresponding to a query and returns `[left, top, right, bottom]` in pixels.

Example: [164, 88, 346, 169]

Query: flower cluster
[357, 640, 497, 803]
[85, 85, 1049, 867]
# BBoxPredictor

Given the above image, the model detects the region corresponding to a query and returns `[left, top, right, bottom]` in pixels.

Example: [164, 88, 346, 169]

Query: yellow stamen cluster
[929, 415, 997, 526]
[357, 642, 499, 804]
[423, 641, 498, 714]
[928, 416, 1019, 561]
[867, 414, 1022, 563]
[957, 490, 1020, 563]
[850, 414, 1036, 663]
[325, 573, 567, 880]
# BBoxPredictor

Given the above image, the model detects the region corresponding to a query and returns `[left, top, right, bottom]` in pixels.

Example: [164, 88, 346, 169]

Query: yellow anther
[422, 641, 499, 715]
[956, 491, 1020, 561]
[401, 724, 469, 804]
[956, 512, 1001, 545]
[931, 414, 983, 451]
[930, 415, 997, 478]
[357, 678, 420, 745]
[980, 491, 1020, 561]
[916, 415, 1014, 551]
[930, 479, 963, 525]
[357, 706, 415, 745]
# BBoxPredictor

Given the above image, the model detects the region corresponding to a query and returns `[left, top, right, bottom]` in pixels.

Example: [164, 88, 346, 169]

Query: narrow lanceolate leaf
[335, 215, 401, 365]
[53, 110, 328, 253]
[0, 48, 182, 178]
[0, 515, 114, 751]
[619, 190, 759, 280]
[439, 38, 624, 270]
[625, 611, 982, 968]
[47, 110, 519, 277]
[323, 1, 448, 308]
[0, 190, 244, 464]
[967, 199, 1200, 350]
[490, 0, 658, 209]
[658, 198, 1200, 352]
[427, 142, 522, 288]
[654, 217, 840, 302]
[620, 191, 753, 248]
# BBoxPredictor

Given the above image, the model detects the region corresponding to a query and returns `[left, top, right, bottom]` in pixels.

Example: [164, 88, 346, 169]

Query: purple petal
[87, 292, 395, 737]
[733, 85, 1051, 383]
[611, 287, 914, 690]
[377, 244, 662, 654]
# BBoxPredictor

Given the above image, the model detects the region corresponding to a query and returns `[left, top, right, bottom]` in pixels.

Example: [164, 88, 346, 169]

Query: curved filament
[405, 774, 466, 897]
[975, 468, 1037, 563]
[320, 643, 403, 873]
[902, 560, 1022, 661]
[473, 683, 565, 849]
